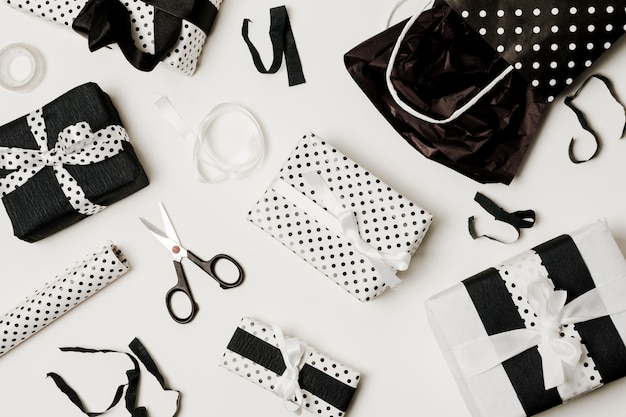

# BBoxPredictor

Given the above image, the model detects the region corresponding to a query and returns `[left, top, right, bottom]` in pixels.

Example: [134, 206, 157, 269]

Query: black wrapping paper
[0, 82, 149, 242]
[344, 0, 547, 185]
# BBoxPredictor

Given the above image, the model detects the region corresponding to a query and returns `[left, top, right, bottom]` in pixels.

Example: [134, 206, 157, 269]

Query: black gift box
[0, 82, 149, 242]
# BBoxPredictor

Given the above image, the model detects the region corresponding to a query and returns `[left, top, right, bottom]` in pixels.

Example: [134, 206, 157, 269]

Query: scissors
[139, 202, 244, 324]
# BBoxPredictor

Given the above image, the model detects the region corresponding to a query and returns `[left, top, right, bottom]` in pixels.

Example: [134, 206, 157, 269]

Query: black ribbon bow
[468, 192, 536, 244]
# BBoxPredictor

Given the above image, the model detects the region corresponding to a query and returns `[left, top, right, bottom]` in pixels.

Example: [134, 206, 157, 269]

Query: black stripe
[463, 267, 562, 415]
[226, 327, 356, 411]
[535, 235, 626, 384]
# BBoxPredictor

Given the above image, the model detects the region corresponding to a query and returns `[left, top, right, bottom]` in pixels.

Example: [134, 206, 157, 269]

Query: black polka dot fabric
[247, 133, 433, 302]
[0, 242, 129, 357]
[3, 0, 223, 74]
[445, 0, 626, 102]
[220, 317, 360, 417]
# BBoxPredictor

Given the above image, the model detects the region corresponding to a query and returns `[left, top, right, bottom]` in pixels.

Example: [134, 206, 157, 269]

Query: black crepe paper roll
[344, 0, 546, 185]
[0, 82, 149, 242]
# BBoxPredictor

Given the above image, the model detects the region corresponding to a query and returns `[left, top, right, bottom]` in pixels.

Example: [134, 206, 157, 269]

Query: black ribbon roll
[463, 234, 626, 416]
[241, 5, 306, 86]
[47, 338, 179, 417]
[468, 192, 536, 243]
[226, 327, 356, 412]
[72, 0, 217, 72]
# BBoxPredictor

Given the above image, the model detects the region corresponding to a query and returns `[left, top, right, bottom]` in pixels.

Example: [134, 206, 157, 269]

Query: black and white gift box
[248, 133, 433, 302]
[220, 316, 360, 417]
[2, 0, 223, 74]
[0, 82, 148, 242]
[426, 220, 626, 417]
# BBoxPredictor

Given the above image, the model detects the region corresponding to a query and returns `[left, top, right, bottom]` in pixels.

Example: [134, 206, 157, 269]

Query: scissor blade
[159, 201, 182, 245]
[139, 217, 186, 258]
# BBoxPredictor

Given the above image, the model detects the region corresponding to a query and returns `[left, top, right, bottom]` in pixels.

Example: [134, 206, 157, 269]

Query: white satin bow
[272, 324, 307, 415]
[451, 275, 626, 390]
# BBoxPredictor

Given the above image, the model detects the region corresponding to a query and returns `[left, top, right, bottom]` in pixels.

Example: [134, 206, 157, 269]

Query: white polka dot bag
[220, 316, 360, 417]
[426, 219, 626, 417]
[0, 82, 149, 242]
[247, 133, 433, 302]
[3, 0, 223, 74]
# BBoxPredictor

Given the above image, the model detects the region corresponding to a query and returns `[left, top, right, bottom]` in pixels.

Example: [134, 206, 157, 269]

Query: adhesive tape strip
[0, 43, 44, 93]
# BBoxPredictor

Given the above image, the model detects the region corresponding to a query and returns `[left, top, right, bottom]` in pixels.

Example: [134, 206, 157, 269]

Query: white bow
[451, 275, 626, 390]
[0, 109, 128, 215]
[272, 324, 307, 415]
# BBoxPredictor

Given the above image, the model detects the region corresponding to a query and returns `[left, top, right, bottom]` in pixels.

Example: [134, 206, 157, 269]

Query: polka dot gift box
[247, 133, 433, 302]
[0, 241, 130, 358]
[2, 0, 223, 75]
[426, 219, 626, 417]
[220, 316, 360, 417]
[0, 82, 149, 242]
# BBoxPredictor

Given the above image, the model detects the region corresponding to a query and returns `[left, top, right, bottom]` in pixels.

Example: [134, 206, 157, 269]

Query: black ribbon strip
[226, 327, 356, 412]
[564, 74, 626, 164]
[47, 338, 179, 417]
[72, 0, 217, 72]
[241, 6, 305, 86]
[467, 192, 536, 244]
[463, 234, 626, 415]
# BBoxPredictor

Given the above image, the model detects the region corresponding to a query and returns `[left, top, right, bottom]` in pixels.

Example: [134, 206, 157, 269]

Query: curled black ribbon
[241, 5, 306, 86]
[468, 192, 536, 244]
[47, 338, 179, 417]
[72, 0, 217, 72]
[564, 74, 626, 164]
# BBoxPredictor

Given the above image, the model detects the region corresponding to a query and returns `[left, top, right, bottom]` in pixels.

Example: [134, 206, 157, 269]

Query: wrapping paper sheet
[0, 241, 130, 357]
[220, 316, 360, 417]
[426, 220, 626, 417]
[2, 0, 223, 75]
[248, 133, 432, 302]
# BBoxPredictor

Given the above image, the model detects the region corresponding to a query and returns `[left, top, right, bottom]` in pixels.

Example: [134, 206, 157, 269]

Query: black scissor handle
[166, 260, 199, 324]
[187, 251, 245, 289]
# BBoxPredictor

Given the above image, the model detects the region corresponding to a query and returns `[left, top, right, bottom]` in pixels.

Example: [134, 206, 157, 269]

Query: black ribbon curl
[468, 192, 536, 244]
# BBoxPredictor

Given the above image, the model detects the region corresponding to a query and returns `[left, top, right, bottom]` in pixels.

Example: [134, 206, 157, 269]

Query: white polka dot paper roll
[2, 0, 223, 75]
[426, 220, 626, 417]
[0, 241, 130, 358]
[248, 134, 432, 302]
[220, 316, 360, 417]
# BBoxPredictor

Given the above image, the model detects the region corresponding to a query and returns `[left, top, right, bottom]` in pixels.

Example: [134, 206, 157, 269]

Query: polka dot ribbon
[0, 108, 129, 215]
[449, 274, 626, 389]
[272, 323, 308, 415]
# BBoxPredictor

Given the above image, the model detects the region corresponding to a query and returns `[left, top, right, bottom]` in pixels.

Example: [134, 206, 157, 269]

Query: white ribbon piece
[450, 275, 626, 390]
[272, 324, 307, 415]
[0, 109, 129, 215]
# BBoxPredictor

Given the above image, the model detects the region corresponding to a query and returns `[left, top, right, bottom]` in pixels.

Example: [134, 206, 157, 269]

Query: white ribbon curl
[450, 275, 626, 390]
[272, 324, 308, 415]
[0, 108, 129, 215]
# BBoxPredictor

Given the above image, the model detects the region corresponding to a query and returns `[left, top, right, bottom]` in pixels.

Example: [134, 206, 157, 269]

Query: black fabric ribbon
[72, 0, 217, 72]
[463, 234, 626, 416]
[47, 338, 179, 417]
[241, 5, 305, 86]
[564, 74, 626, 164]
[468, 192, 536, 244]
[227, 327, 356, 412]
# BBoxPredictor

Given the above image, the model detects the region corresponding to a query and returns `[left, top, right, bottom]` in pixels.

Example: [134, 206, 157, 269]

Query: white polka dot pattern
[3, 0, 222, 75]
[495, 249, 602, 400]
[220, 317, 360, 417]
[446, 0, 626, 101]
[248, 133, 432, 302]
[0, 242, 129, 357]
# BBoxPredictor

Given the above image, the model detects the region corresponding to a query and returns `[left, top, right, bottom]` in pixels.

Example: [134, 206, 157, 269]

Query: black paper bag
[0, 82, 149, 242]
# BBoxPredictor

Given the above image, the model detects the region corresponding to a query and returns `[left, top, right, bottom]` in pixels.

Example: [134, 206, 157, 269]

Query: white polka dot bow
[0, 108, 129, 215]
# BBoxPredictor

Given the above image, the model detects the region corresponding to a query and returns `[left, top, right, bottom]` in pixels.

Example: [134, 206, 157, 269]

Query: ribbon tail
[538, 343, 566, 390]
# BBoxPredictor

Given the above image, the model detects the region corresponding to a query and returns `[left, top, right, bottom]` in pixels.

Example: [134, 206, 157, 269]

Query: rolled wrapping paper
[248, 133, 433, 302]
[0, 241, 130, 357]
[426, 220, 626, 417]
[220, 316, 360, 417]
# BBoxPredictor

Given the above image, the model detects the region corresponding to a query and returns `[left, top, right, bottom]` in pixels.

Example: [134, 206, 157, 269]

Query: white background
[1, 1, 626, 416]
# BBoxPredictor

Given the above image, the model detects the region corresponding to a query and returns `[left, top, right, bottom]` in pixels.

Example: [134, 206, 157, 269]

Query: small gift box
[0, 82, 149, 242]
[220, 316, 361, 417]
[247, 133, 433, 302]
[3, 0, 223, 75]
[426, 220, 626, 417]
